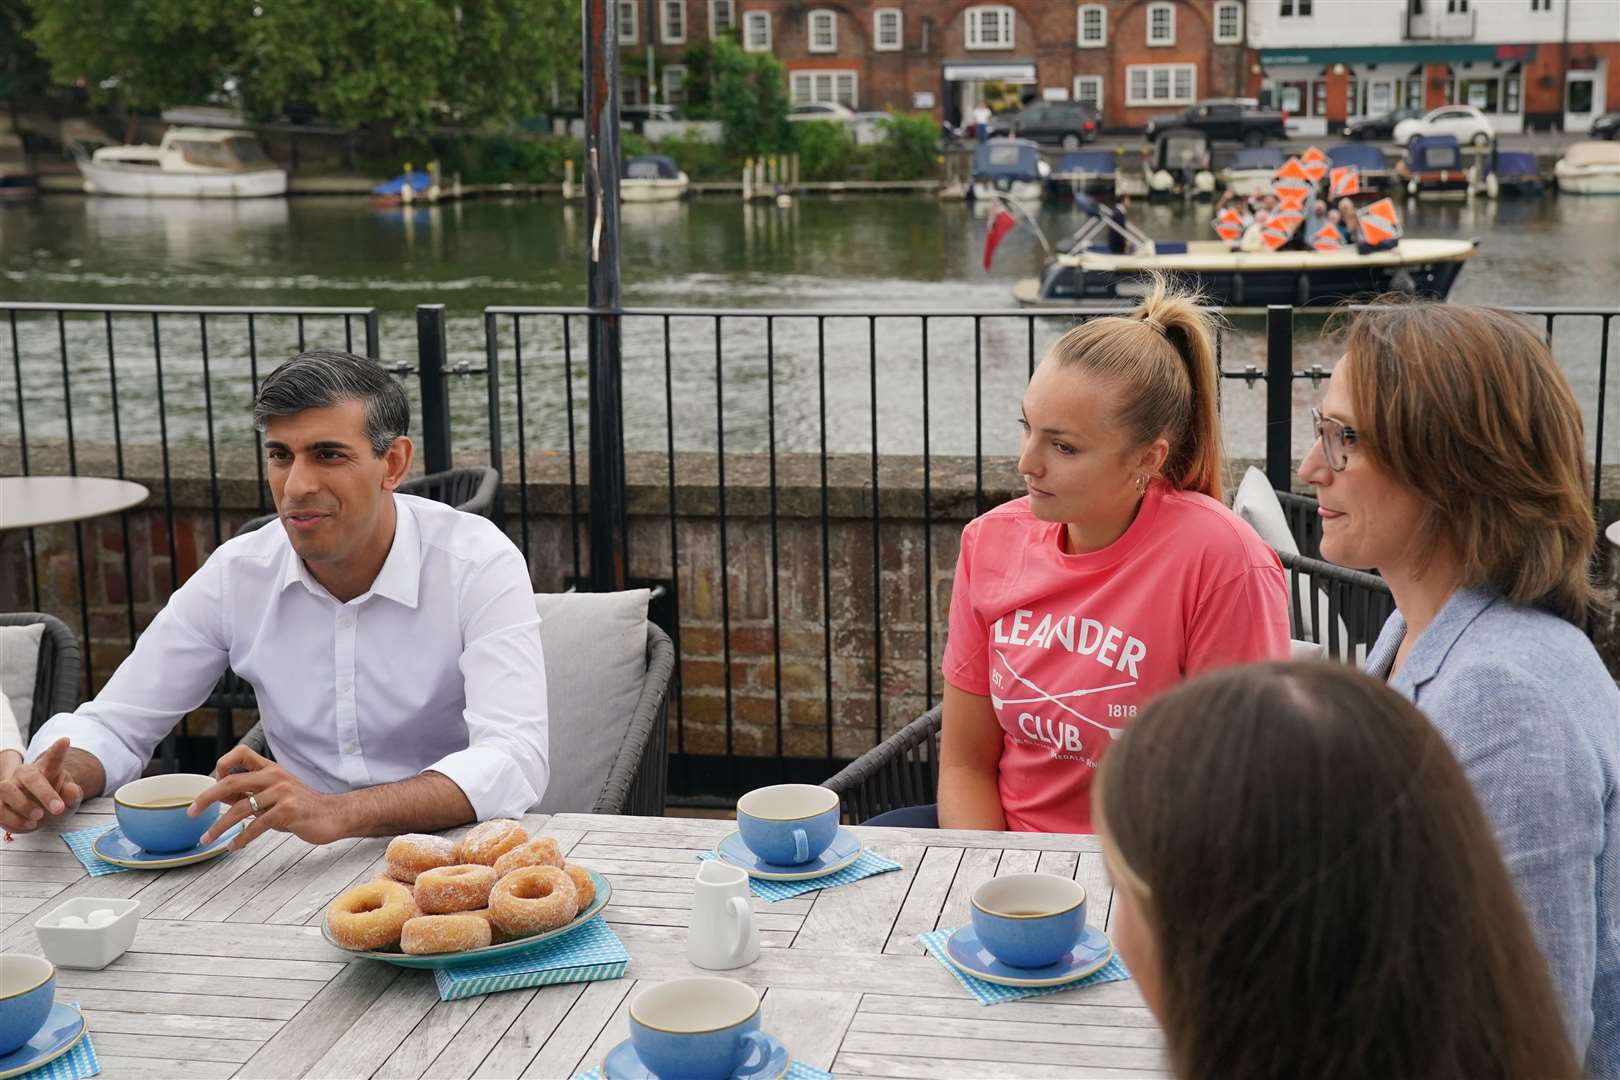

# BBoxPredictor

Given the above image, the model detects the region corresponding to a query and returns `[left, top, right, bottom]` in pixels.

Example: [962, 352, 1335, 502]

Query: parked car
[787, 102, 856, 123]
[1392, 104, 1494, 148]
[1590, 111, 1620, 140]
[1144, 99, 1286, 146]
[1342, 106, 1424, 141]
[989, 101, 1100, 149]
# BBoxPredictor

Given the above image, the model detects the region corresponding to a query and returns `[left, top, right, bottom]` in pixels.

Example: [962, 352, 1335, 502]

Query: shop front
[942, 61, 1037, 130]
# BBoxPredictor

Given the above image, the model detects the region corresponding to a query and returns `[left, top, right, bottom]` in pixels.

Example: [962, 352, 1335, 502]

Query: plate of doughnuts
[320, 820, 613, 969]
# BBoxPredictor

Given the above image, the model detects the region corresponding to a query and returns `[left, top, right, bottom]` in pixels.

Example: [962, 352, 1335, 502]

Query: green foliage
[438, 134, 583, 184]
[0, 0, 52, 101]
[875, 112, 941, 181]
[704, 37, 789, 158]
[791, 120, 857, 181]
[649, 128, 734, 180]
[25, 0, 238, 111]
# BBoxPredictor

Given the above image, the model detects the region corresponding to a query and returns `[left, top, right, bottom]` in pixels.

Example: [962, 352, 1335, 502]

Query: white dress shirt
[26, 494, 549, 820]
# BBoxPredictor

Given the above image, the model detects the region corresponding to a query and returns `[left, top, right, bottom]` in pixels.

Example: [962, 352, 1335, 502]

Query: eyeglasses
[1310, 407, 1359, 472]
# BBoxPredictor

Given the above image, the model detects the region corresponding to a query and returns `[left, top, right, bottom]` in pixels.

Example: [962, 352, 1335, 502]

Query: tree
[704, 37, 788, 157]
[25, 0, 237, 111]
[0, 0, 53, 105]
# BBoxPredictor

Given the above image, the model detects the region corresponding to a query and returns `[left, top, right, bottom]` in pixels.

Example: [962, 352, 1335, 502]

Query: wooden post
[563, 158, 575, 200]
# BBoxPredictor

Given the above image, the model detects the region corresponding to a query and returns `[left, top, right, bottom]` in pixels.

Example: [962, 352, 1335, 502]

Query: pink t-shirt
[942, 481, 1290, 833]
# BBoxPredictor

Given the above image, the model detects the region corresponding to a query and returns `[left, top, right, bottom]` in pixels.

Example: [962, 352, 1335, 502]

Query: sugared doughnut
[326, 880, 419, 951]
[400, 913, 492, 955]
[565, 864, 596, 909]
[385, 834, 457, 883]
[457, 819, 528, 866]
[462, 907, 523, 944]
[415, 864, 497, 914]
[490, 866, 579, 935]
[493, 837, 564, 878]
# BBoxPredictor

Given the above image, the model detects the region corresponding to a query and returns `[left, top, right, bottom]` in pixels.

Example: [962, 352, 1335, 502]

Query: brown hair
[1095, 663, 1579, 1080]
[1340, 301, 1595, 622]
[1045, 274, 1225, 500]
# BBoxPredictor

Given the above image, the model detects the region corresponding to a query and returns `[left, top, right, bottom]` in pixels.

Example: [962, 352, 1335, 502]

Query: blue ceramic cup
[970, 873, 1088, 969]
[628, 976, 772, 1080]
[0, 953, 56, 1056]
[115, 774, 220, 853]
[736, 784, 840, 866]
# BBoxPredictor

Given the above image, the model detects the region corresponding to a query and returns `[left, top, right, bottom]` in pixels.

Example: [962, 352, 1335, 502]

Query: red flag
[1359, 198, 1402, 245]
[1329, 165, 1360, 199]
[983, 208, 1017, 270]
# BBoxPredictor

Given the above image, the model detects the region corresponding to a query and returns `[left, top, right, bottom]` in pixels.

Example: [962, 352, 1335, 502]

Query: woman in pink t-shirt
[937, 278, 1289, 833]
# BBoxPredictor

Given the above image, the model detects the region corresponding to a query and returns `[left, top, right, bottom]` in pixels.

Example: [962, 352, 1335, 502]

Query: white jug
[688, 860, 760, 971]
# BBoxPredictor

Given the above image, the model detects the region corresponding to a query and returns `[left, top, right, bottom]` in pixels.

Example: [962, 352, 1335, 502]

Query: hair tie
[1140, 313, 1166, 336]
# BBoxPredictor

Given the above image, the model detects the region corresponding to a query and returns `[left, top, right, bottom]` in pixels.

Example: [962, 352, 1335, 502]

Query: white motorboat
[1554, 141, 1620, 195]
[621, 155, 689, 203]
[1219, 147, 1285, 197]
[80, 127, 287, 198]
[970, 138, 1049, 207]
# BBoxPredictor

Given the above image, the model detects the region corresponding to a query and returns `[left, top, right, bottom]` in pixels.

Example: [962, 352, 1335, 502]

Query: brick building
[618, 1, 1253, 132]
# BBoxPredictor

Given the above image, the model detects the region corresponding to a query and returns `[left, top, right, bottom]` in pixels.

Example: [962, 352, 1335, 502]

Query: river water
[2, 193, 1616, 463]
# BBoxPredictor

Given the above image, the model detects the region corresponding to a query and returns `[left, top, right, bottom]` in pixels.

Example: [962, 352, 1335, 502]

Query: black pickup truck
[1144, 99, 1288, 145]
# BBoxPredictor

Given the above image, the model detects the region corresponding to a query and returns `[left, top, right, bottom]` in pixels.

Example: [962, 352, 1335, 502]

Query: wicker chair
[234, 465, 501, 537]
[1278, 549, 1395, 663]
[823, 705, 943, 825]
[0, 612, 81, 742]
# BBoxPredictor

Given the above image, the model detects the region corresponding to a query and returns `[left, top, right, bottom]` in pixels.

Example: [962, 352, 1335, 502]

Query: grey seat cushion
[0, 623, 44, 746]
[531, 588, 651, 813]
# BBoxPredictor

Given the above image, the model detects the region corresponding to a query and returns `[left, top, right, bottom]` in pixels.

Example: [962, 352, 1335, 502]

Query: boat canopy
[1230, 147, 1285, 171]
[625, 155, 682, 180]
[371, 171, 432, 197]
[1490, 150, 1538, 178]
[1406, 135, 1462, 172]
[1562, 141, 1620, 167]
[1054, 150, 1115, 175]
[1152, 128, 1209, 172]
[973, 139, 1043, 182]
[1328, 143, 1386, 171]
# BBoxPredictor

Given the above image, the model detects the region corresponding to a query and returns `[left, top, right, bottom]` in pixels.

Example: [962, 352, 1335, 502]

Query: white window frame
[1073, 75, 1104, 114]
[709, 0, 734, 37]
[618, 0, 639, 45]
[1077, 4, 1107, 47]
[873, 7, 902, 51]
[1280, 0, 1312, 15]
[1146, 2, 1175, 46]
[808, 9, 837, 53]
[662, 64, 687, 105]
[743, 10, 771, 51]
[1214, 2, 1242, 43]
[965, 5, 1015, 50]
[661, 0, 686, 44]
[1126, 63, 1196, 106]
[790, 70, 859, 108]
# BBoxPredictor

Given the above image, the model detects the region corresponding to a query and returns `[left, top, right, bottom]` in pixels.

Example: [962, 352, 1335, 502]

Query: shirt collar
[276, 494, 422, 609]
[1390, 586, 1499, 690]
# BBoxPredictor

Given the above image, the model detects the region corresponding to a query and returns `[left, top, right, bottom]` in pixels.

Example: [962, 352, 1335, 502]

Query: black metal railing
[3, 299, 1614, 799]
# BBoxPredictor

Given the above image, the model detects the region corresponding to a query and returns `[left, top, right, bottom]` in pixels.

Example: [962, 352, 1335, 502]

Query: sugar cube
[57, 915, 85, 928]
[87, 909, 117, 928]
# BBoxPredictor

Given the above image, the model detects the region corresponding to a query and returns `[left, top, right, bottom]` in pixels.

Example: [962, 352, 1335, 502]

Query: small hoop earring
[1134, 474, 1148, 495]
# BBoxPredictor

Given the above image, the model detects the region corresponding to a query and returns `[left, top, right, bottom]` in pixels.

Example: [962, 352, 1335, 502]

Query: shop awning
[944, 61, 1037, 83]
[1259, 43, 1535, 66]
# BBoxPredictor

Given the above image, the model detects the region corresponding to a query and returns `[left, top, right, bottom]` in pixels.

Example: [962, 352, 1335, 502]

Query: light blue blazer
[1367, 587, 1619, 1078]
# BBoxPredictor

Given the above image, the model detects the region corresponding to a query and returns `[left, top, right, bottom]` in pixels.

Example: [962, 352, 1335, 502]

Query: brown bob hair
[1046, 274, 1225, 500]
[1096, 662, 1579, 1080]
[1339, 301, 1595, 622]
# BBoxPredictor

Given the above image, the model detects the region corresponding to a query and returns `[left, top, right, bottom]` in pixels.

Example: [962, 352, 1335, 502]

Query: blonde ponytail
[1045, 273, 1226, 501]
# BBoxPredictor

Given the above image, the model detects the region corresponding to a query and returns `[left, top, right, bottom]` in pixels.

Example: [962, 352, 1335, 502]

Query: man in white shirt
[0, 351, 549, 850]
[973, 102, 992, 143]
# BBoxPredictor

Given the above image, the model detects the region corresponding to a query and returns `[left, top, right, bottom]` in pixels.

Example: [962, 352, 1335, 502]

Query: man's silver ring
[248, 793, 261, 815]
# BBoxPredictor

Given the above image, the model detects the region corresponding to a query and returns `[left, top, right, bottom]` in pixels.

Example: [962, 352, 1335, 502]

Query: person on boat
[917, 277, 1288, 834]
[1106, 195, 1132, 255]
[0, 351, 552, 848]
[1238, 210, 1270, 252]
[1336, 198, 1362, 245]
[1096, 662, 1583, 1080]
[1300, 301, 1618, 1076]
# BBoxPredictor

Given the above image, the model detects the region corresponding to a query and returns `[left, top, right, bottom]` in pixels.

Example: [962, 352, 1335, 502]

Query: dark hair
[1339, 301, 1595, 622]
[252, 350, 409, 457]
[1095, 662, 1579, 1080]
[1044, 273, 1225, 500]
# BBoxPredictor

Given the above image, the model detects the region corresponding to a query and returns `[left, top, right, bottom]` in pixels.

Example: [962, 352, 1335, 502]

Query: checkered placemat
[60, 824, 127, 877]
[696, 851, 902, 902]
[433, 916, 629, 1001]
[573, 1058, 832, 1080]
[919, 928, 1130, 1006]
[9, 1003, 100, 1080]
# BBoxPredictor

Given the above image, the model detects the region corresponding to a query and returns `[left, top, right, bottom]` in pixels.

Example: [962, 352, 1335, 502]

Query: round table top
[0, 476, 151, 530]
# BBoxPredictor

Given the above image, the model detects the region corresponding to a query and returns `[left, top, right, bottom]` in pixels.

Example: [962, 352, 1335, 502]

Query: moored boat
[1326, 143, 1391, 197]
[621, 155, 689, 202]
[970, 139, 1048, 207]
[1049, 149, 1116, 195]
[1219, 147, 1284, 197]
[1395, 135, 1469, 199]
[1554, 141, 1620, 195]
[1477, 150, 1542, 197]
[79, 127, 286, 198]
[1148, 128, 1214, 198]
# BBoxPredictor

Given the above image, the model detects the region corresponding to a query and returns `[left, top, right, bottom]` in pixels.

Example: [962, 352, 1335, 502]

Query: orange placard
[1261, 224, 1291, 251]
[1311, 224, 1342, 252]
[1275, 156, 1311, 183]
[1329, 165, 1360, 199]
[1300, 147, 1329, 184]
[1214, 207, 1245, 243]
[1276, 187, 1309, 211]
[1359, 197, 1402, 245]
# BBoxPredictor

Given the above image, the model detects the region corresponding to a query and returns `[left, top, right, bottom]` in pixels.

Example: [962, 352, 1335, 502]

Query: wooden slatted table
[0, 806, 1168, 1079]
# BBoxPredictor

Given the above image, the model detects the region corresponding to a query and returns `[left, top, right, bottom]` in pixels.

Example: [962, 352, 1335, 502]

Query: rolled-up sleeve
[423, 546, 548, 820]
[27, 556, 231, 793]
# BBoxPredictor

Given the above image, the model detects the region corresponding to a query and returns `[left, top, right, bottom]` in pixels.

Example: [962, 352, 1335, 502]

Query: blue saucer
[943, 923, 1114, 988]
[602, 1032, 790, 1080]
[0, 1003, 86, 1080]
[714, 828, 863, 881]
[92, 822, 245, 870]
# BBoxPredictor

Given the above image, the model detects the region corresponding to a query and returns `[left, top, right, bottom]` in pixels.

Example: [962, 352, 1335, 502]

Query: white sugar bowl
[34, 897, 141, 970]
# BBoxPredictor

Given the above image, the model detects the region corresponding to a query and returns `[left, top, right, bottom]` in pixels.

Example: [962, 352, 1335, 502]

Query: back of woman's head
[1096, 662, 1578, 1080]
[1340, 300, 1595, 621]
[1046, 274, 1225, 500]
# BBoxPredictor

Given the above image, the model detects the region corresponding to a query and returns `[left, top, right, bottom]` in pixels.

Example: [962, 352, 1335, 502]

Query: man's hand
[0, 739, 84, 833]
[190, 746, 350, 851]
